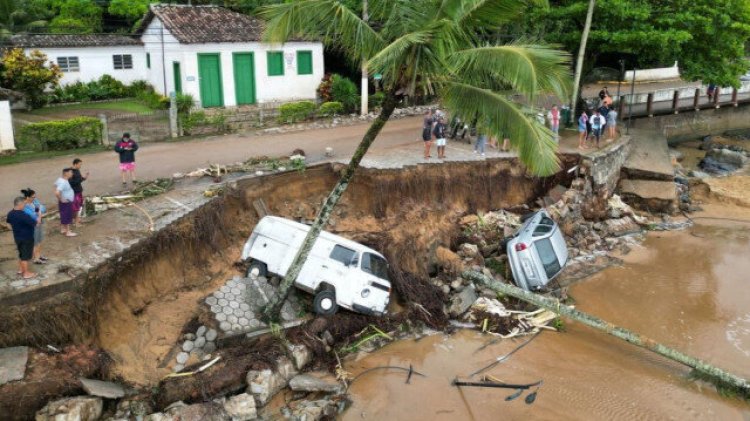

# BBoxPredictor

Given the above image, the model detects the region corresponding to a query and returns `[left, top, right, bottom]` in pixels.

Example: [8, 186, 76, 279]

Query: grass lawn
[28, 99, 154, 116]
[0, 145, 109, 166]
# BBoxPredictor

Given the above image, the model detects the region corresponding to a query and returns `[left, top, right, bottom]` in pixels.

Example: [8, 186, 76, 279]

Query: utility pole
[360, 0, 369, 116]
[615, 59, 625, 100]
[569, 0, 595, 125]
[160, 21, 167, 95]
[626, 68, 636, 135]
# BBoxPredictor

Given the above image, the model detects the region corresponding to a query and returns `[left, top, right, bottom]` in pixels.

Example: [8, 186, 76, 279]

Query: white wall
[26, 46, 148, 86]
[141, 20, 325, 107]
[0, 101, 15, 152]
[624, 62, 680, 83]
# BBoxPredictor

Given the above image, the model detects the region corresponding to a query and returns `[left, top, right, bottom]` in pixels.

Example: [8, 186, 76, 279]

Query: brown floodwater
[344, 220, 750, 420]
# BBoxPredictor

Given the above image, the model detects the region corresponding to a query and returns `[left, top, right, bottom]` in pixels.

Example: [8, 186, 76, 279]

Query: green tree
[108, 0, 153, 20]
[257, 0, 571, 320]
[48, 0, 102, 33]
[0, 48, 62, 108]
[526, 0, 750, 87]
[0, 0, 52, 36]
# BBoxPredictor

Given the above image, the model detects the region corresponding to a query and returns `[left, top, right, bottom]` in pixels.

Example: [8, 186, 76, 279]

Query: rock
[450, 279, 463, 291]
[699, 156, 738, 174]
[144, 413, 172, 421]
[114, 399, 152, 419]
[36, 396, 103, 421]
[435, 246, 465, 275]
[458, 243, 479, 258]
[194, 337, 206, 349]
[441, 284, 451, 295]
[707, 147, 747, 167]
[288, 399, 339, 421]
[165, 401, 228, 421]
[246, 357, 297, 406]
[196, 326, 207, 337]
[448, 285, 478, 317]
[460, 215, 479, 226]
[223, 393, 257, 421]
[183, 333, 196, 341]
[206, 328, 218, 341]
[80, 377, 126, 399]
[289, 373, 341, 393]
[470, 297, 510, 317]
[288, 344, 312, 370]
[176, 352, 189, 364]
[0, 346, 28, 385]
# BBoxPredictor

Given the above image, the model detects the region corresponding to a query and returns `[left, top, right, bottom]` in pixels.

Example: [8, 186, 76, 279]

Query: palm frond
[451, 44, 572, 102]
[257, 0, 384, 63]
[442, 81, 560, 176]
[439, 0, 528, 29]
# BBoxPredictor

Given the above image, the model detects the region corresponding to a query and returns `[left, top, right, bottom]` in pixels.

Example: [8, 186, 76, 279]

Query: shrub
[330, 74, 358, 112]
[369, 91, 385, 108]
[136, 90, 169, 109]
[175, 93, 195, 114]
[279, 100, 316, 123]
[17, 117, 102, 151]
[318, 101, 344, 117]
[179, 110, 206, 135]
[316, 73, 334, 102]
[126, 80, 154, 97]
[0, 48, 62, 109]
[49, 77, 153, 104]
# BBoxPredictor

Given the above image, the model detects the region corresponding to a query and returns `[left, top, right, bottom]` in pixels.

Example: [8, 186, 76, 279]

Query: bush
[318, 101, 344, 117]
[316, 74, 334, 102]
[136, 90, 169, 109]
[369, 91, 385, 108]
[49, 77, 154, 104]
[330, 74, 358, 112]
[175, 93, 195, 114]
[279, 100, 316, 123]
[179, 110, 206, 135]
[17, 117, 102, 151]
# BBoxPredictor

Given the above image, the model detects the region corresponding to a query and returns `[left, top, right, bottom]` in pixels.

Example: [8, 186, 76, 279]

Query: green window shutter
[267, 51, 284, 76]
[147, 53, 150, 69]
[297, 51, 312, 75]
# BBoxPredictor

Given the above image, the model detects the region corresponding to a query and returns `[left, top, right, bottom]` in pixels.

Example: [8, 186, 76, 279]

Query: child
[115, 133, 139, 187]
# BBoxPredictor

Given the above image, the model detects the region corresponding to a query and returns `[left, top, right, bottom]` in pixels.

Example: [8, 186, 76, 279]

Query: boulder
[0, 346, 28, 385]
[80, 377, 126, 399]
[458, 243, 479, 258]
[165, 402, 228, 421]
[288, 399, 339, 421]
[287, 344, 312, 371]
[36, 396, 102, 421]
[289, 373, 341, 393]
[707, 147, 747, 167]
[448, 285, 478, 317]
[223, 393, 257, 421]
[246, 357, 297, 406]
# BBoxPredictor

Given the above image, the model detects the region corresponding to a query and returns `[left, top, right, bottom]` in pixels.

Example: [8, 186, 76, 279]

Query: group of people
[5, 132, 140, 280]
[577, 87, 618, 149]
[421, 109, 513, 159]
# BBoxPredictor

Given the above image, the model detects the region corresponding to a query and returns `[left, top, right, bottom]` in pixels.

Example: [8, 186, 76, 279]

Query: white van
[240, 216, 391, 316]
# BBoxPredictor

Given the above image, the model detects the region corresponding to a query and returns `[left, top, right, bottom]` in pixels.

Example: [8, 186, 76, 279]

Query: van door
[319, 244, 359, 308]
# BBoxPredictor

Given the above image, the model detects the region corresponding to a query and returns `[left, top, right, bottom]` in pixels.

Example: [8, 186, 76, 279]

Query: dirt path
[0, 117, 423, 201]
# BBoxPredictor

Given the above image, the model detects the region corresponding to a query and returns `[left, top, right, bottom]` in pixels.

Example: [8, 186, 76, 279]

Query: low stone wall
[580, 135, 633, 197]
[631, 103, 750, 142]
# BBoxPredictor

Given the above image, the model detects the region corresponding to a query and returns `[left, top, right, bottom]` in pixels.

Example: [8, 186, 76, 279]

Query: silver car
[505, 210, 568, 291]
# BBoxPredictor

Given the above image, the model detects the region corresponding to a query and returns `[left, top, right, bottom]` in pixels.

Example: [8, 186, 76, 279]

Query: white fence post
[169, 92, 178, 138]
[0, 101, 16, 153]
[98, 114, 109, 146]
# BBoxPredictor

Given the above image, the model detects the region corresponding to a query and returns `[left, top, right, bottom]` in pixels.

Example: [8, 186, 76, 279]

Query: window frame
[267, 51, 284, 76]
[57, 56, 80, 73]
[361, 252, 390, 281]
[296, 50, 313, 75]
[146, 52, 150, 69]
[113, 54, 133, 70]
[534, 238, 562, 279]
[329, 245, 357, 266]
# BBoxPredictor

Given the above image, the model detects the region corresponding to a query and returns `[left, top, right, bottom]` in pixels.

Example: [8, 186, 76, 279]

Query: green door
[172, 62, 182, 94]
[198, 53, 223, 107]
[233, 53, 256, 105]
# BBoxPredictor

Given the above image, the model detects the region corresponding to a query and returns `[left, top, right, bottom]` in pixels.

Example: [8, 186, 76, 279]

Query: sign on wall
[284, 52, 295, 70]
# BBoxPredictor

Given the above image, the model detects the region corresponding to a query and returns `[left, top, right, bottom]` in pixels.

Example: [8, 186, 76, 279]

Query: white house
[8, 5, 325, 108]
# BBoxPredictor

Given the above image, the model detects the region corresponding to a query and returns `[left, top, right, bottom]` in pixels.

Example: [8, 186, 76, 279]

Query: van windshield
[535, 238, 561, 279]
[362, 253, 389, 281]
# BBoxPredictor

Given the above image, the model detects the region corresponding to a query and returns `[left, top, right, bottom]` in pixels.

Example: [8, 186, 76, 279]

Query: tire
[246, 261, 267, 279]
[520, 212, 536, 223]
[313, 288, 338, 316]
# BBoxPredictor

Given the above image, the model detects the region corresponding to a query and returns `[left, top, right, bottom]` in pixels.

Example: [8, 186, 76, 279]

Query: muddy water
[345, 222, 750, 420]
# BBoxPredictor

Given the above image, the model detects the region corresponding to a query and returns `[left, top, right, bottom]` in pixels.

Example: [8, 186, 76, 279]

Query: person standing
[433, 116, 447, 159]
[548, 105, 560, 140]
[21, 188, 47, 264]
[590, 110, 605, 148]
[55, 168, 77, 237]
[578, 111, 589, 149]
[115, 133, 139, 187]
[421, 110, 434, 159]
[7, 196, 39, 279]
[607, 106, 618, 140]
[474, 132, 487, 157]
[69, 158, 89, 227]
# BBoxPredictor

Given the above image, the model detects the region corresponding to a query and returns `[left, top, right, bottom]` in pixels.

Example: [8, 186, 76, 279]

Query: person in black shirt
[6, 196, 39, 279]
[433, 116, 447, 159]
[70, 158, 89, 226]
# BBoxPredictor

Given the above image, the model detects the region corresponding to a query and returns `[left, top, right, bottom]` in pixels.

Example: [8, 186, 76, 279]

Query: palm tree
[258, 0, 571, 321]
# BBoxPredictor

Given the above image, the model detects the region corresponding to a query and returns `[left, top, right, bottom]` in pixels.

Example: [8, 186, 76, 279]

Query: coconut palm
[258, 0, 571, 320]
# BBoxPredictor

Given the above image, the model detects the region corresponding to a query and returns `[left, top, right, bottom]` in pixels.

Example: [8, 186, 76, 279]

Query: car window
[362, 253, 390, 281]
[540, 216, 554, 226]
[330, 245, 356, 266]
[533, 225, 553, 236]
[535, 238, 561, 279]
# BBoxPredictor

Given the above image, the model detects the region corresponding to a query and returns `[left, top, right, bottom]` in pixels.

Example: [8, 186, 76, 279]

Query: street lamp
[626, 67, 636, 135]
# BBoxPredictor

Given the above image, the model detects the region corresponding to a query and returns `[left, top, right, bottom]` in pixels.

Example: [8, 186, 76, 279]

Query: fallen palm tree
[463, 270, 750, 398]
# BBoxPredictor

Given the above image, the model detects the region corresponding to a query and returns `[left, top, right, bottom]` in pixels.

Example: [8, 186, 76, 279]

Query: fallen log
[462, 270, 750, 397]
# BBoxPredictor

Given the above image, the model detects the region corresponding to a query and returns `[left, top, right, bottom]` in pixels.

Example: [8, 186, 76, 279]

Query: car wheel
[520, 212, 536, 223]
[313, 289, 338, 316]
[246, 261, 267, 279]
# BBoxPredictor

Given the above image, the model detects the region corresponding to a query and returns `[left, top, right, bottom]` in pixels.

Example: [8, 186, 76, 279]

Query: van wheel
[246, 261, 267, 279]
[313, 289, 338, 316]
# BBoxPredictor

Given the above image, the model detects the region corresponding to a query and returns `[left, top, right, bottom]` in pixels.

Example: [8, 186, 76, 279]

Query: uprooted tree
[259, 0, 572, 322]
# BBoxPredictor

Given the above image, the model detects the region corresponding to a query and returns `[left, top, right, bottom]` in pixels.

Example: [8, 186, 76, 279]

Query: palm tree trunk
[262, 90, 399, 322]
[462, 270, 750, 395]
[569, 0, 595, 125]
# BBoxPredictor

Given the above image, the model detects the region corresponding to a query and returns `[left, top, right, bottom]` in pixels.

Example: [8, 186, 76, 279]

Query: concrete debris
[0, 346, 28, 385]
[79, 377, 126, 399]
[288, 344, 312, 371]
[222, 393, 257, 421]
[470, 297, 510, 317]
[289, 373, 342, 393]
[164, 401, 229, 421]
[114, 399, 152, 419]
[285, 399, 339, 421]
[448, 284, 478, 317]
[36, 396, 103, 421]
[458, 243, 479, 259]
[246, 356, 297, 406]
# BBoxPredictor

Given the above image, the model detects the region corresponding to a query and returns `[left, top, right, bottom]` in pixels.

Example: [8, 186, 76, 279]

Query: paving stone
[204, 342, 216, 353]
[205, 296, 218, 306]
[232, 323, 242, 331]
[182, 341, 195, 352]
[196, 326, 207, 337]
[236, 283, 246, 290]
[227, 280, 237, 288]
[228, 315, 238, 324]
[218, 298, 229, 307]
[238, 318, 249, 327]
[219, 321, 232, 332]
[221, 285, 231, 293]
[229, 301, 240, 309]
[173, 364, 184, 373]
[176, 352, 189, 364]
[224, 293, 236, 301]
[80, 378, 126, 399]
[240, 303, 250, 311]
[205, 329, 218, 341]
[233, 308, 244, 317]
[244, 311, 255, 320]
[214, 291, 224, 299]
[210, 305, 222, 314]
[194, 337, 206, 348]
[216, 312, 228, 322]
[222, 306, 233, 315]
[249, 319, 260, 329]
[231, 287, 241, 295]
[0, 346, 28, 385]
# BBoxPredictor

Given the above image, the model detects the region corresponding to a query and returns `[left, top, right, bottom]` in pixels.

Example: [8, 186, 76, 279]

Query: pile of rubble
[695, 135, 748, 176]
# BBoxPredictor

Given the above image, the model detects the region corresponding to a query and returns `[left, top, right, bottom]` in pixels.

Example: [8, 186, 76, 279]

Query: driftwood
[463, 270, 750, 396]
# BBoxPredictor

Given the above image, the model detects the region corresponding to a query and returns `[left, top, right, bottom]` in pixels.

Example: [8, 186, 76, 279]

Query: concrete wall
[626, 80, 750, 104]
[142, 19, 325, 108]
[624, 62, 680, 83]
[0, 101, 15, 152]
[631, 103, 750, 142]
[580, 135, 633, 196]
[26, 46, 148, 86]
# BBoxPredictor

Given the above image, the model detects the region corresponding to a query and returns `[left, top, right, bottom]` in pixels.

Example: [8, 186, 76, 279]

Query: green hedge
[18, 117, 102, 151]
[279, 100, 316, 123]
[318, 101, 344, 117]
